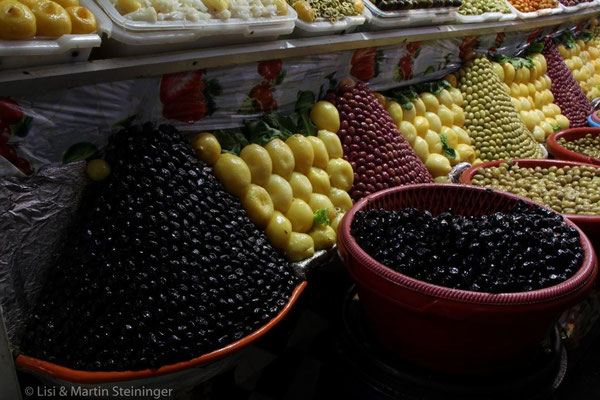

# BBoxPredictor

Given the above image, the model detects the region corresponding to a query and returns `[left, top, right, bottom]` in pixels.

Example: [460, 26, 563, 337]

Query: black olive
[21, 124, 298, 372]
[351, 204, 583, 294]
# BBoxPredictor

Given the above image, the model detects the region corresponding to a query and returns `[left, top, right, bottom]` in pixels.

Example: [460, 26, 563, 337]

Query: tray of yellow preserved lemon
[0, 0, 101, 69]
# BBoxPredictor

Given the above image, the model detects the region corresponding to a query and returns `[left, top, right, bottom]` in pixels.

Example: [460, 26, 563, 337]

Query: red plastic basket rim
[546, 128, 600, 165]
[459, 158, 600, 225]
[15, 281, 307, 384]
[339, 184, 597, 306]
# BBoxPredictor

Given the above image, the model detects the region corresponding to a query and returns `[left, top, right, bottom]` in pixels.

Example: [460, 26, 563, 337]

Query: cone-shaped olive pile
[21, 124, 298, 372]
[542, 37, 592, 128]
[325, 82, 433, 201]
[458, 55, 543, 161]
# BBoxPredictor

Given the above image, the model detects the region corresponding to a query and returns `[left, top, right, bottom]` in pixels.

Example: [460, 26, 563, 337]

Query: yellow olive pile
[558, 134, 600, 159]
[470, 162, 600, 215]
[458, 55, 543, 161]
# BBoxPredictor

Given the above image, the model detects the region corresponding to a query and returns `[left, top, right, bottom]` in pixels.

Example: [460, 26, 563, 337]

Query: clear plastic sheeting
[0, 162, 88, 346]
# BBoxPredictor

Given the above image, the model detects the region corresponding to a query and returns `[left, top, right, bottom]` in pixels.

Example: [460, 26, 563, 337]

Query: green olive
[471, 163, 600, 216]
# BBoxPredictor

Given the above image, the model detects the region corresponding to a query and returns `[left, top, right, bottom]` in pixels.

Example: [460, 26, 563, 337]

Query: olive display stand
[2, 3, 600, 398]
[0, 5, 599, 96]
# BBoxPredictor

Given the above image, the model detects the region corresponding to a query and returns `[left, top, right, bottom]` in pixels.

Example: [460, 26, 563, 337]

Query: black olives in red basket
[351, 202, 583, 293]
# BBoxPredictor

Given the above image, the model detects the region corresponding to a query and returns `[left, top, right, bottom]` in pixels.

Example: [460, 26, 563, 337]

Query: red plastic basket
[546, 128, 600, 165]
[337, 184, 597, 374]
[16, 282, 306, 384]
[460, 159, 600, 247]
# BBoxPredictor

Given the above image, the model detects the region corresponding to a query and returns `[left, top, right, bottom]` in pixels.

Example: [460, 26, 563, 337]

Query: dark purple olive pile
[559, 0, 592, 6]
[542, 37, 592, 128]
[351, 201, 583, 293]
[376, 0, 461, 11]
[325, 82, 433, 202]
[21, 123, 298, 372]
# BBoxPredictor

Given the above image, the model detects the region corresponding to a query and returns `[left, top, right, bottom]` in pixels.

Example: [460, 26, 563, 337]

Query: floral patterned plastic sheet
[0, 27, 568, 177]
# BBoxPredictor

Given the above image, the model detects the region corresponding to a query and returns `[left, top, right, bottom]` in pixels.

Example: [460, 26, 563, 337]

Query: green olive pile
[471, 162, 600, 215]
[558, 134, 600, 159]
[459, 0, 510, 15]
[458, 55, 543, 161]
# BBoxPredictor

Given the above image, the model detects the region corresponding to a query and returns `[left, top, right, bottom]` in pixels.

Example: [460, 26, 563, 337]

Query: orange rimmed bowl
[337, 184, 597, 374]
[16, 281, 306, 390]
[460, 159, 600, 249]
[546, 127, 600, 166]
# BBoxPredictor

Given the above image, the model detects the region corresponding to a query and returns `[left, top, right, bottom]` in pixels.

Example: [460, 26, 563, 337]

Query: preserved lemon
[425, 154, 452, 177]
[307, 167, 330, 195]
[288, 172, 313, 203]
[17, 0, 41, 9]
[286, 232, 314, 262]
[66, 6, 96, 34]
[264, 174, 293, 213]
[52, 0, 77, 7]
[201, 0, 228, 12]
[307, 136, 329, 170]
[293, 0, 314, 23]
[86, 159, 111, 181]
[265, 138, 295, 180]
[311, 101, 339, 132]
[115, 0, 140, 15]
[330, 213, 344, 233]
[308, 193, 336, 222]
[0, 1, 36, 39]
[309, 225, 336, 251]
[273, 0, 287, 14]
[213, 153, 251, 198]
[241, 184, 274, 228]
[31, 0, 71, 37]
[317, 130, 343, 159]
[286, 134, 314, 174]
[285, 198, 313, 233]
[328, 187, 352, 212]
[266, 212, 292, 250]
[240, 143, 272, 186]
[326, 158, 353, 192]
[192, 132, 221, 165]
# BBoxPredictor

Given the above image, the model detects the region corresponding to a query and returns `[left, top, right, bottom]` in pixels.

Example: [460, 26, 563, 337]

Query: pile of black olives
[21, 123, 298, 371]
[351, 201, 584, 293]
[376, 0, 461, 11]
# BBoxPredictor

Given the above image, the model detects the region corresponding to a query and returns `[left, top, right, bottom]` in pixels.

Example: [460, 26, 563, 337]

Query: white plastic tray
[363, 0, 458, 28]
[0, 34, 101, 70]
[84, 0, 295, 56]
[456, 10, 516, 23]
[559, 0, 595, 12]
[96, 0, 296, 32]
[291, 10, 367, 38]
[506, 1, 561, 18]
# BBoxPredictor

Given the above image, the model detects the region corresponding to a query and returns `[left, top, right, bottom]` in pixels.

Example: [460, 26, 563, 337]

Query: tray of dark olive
[15, 123, 305, 385]
[350, 203, 583, 293]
